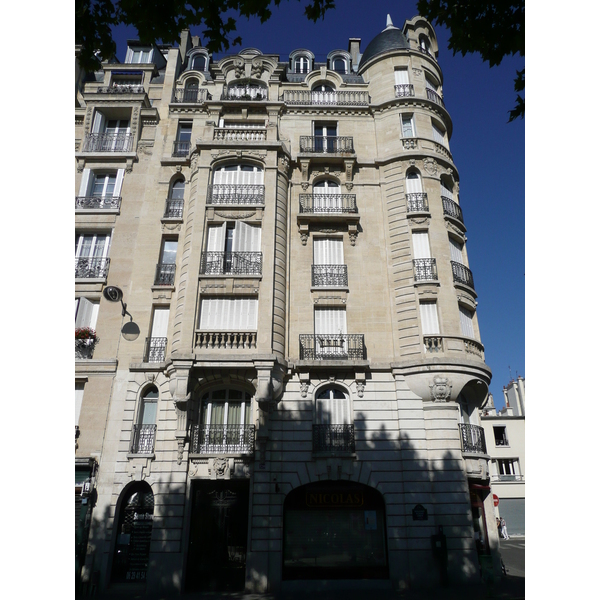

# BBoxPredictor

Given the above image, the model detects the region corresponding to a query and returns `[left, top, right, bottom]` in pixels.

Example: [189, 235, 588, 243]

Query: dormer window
[419, 35, 432, 55]
[126, 47, 152, 64]
[192, 54, 207, 71]
[295, 56, 310, 73]
[331, 56, 347, 74]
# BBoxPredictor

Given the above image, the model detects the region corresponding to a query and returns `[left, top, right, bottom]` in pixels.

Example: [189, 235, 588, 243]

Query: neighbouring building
[75, 14, 503, 596]
[480, 377, 525, 535]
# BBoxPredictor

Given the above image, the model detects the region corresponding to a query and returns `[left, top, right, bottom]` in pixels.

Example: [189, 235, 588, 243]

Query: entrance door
[185, 480, 250, 592]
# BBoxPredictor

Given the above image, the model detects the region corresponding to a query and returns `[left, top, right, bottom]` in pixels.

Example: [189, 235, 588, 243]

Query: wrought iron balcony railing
[426, 88, 445, 107]
[154, 263, 176, 285]
[200, 252, 262, 275]
[299, 193, 357, 214]
[312, 264, 348, 287]
[172, 140, 191, 157]
[451, 261, 475, 289]
[75, 339, 96, 359]
[406, 192, 429, 212]
[190, 424, 255, 454]
[213, 127, 267, 141]
[395, 84, 415, 97]
[130, 424, 157, 454]
[282, 90, 370, 106]
[442, 197, 464, 224]
[207, 184, 265, 205]
[299, 334, 365, 360]
[75, 257, 110, 279]
[97, 84, 144, 94]
[221, 88, 268, 101]
[413, 258, 438, 281]
[313, 424, 355, 453]
[82, 132, 133, 152]
[195, 331, 257, 350]
[299, 136, 354, 154]
[145, 337, 167, 362]
[163, 198, 184, 218]
[459, 424, 487, 454]
[171, 88, 212, 103]
[417, 46, 436, 60]
[75, 196, 121, 210]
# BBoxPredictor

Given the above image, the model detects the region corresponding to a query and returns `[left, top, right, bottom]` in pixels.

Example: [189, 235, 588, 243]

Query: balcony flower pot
[76, 327, 98, 341]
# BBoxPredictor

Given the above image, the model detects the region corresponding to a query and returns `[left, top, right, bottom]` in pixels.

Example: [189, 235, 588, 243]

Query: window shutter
[91, 111, 105, 133]
[78, 169, 91, 197]
[75, 383, 85, 427]
[315, 308, 347, 335]
[233, 222, 261, 252]
[459, 306, 475, 338]
[419, 302, 440, 334]
[432, 122, 446, 146]
[314, 238, 343, 265]
[114, 169, 125, 197]
[151, 308, 170, 337]
[200, 298, 257, 330]
[449, 238, 463, 264]
[412, 232, 431, 259]
[394, 68, 409, 84]
[206, 223, 226, 251]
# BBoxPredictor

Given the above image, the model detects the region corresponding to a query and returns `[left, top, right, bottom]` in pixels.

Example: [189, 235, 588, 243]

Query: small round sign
[493, 494, 499, 507]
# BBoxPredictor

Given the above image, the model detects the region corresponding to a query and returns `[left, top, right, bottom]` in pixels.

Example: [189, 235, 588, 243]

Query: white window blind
[316, 388, 350, 425]
[75, 298, 99, 329]
[314, 308, 347, 335]
[150, 308, 170, 338]
[459, 306, 475, 338]
[420, 301, 440, 335]
[206, 222, 261, 252]
[199, 298, 258, 330]
[213, 164, 264, 185]
[394, 68, 409, 85]
[75, 382, 85, 427]
[406, 172, 423, 193]
[449, 238, 464, 264]
[432, 122, 446, 146]
[313, 238, 344, 265]
[441, 180, 453, 200]
[412, 232, 431, 259]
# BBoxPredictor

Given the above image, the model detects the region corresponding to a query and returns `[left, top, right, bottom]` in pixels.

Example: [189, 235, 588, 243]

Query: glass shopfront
[283, 480, 388, 579]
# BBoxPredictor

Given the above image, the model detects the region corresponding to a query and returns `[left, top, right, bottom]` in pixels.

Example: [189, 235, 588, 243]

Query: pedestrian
[496, 517, 501, 536]
[500, 517, 509, 540]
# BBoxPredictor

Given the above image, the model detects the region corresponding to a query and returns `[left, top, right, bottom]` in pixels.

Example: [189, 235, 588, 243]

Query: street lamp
[102, 286, 140, 341]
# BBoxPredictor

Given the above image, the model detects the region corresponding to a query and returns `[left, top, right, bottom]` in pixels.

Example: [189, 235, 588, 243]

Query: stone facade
[75, 15, 501, 596]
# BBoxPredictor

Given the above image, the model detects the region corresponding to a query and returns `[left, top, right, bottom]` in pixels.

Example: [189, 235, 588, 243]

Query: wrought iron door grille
[451, 261, 475, 289]
[299, 334, 365, 360]
[83, 132, 133, 152]
[130, 424, 157, 454]
[299, 136, 354, 154]
[190, 424, 255, 454]
[395, 84, 415, 97]
[312, 264, 348, 287]
[75, 257, 110, 279]
[75, 196, 121, 210]
[413, 258, 438, 281]
[154, 263, 176, 285]
[299, 193, 357, 213]
[145, 337, 167, 362]
[163, 199, 184, 218]
[406, 192, 429, 212]
[459, 424, 487, 454]
[442, 197, 464, 223]
[207, 184, 265, 205]
[200, 252, 262, 275]
[313, 424, 355, 453]
[172, 140, 191, 157]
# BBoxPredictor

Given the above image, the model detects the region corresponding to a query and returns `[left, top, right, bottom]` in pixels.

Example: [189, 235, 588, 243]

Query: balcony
[299, 334, 365, 360]
[190, 424, 255, 455]
[213, 127, 266, 142]
[75, 339, 96, 359]
[207, 184, 265, 205]
[200, 252, 262, 276]
[406, 192, 429, 213]
[299, 136, 354, 154]
[451, 261, 475, 289]
[221, 87, 268, 101]
[171, 88, 211, 103]
[82, 132, 133, 152]
[195, 331, 257, 350]
[394, 84, 415, 97]
[426, 88, 445, 107]
[145, 337, 167, 362]
[459, 424, 487, 454]
[154, 263, 176, 285]
[172, 140, 191, 157]
[442, 197, 464, 224]
[282, 90, 369, 106]
[163, 198, 184, 218]
[299, 193, 357, 214]
[75, 257, 110, 279]
[312, 264, 348, 287]
[313, 424, 355, 453]
[75, 196, 121, 211]
[413, 258, 438, 282]
[130, 424, 157, 454]
[423, 335, 484, 359]
[97, 84, 145, 94]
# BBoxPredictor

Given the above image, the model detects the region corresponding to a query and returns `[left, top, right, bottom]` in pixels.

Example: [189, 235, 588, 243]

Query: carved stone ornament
[356, 381, 365, 398]
[301, 181, 310, 191]
[233, 58, 245, 78]
[176, 439, 185, 465]
[300, 231, 309, 246]
[212, 457, 229, 479]
[251, 58, 265, 78]
[423, 158, 438, 175]
[300, 381, 309, 398]
[412, 68, 422, 76]
[429, 376, 452, 402]
[349, 231, 358, 246]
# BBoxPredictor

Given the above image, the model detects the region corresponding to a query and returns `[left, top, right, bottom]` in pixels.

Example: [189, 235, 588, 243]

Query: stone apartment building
[75, 14, 501, 596]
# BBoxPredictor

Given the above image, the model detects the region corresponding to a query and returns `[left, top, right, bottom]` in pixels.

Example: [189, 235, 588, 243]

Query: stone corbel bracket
[253, 360, 287, 443]
[166, 359, 194, 464]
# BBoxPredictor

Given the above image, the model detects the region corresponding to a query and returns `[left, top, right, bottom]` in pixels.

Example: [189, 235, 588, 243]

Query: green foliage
[417, 0, 524, 121]
[76, 0, 335, 72]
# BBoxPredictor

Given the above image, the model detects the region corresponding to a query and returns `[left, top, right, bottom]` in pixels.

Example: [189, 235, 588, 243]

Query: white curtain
[419, 301, 440, 334]
[412, 232, 431, 259]
[213, 164, 263, 185]
[151, 308, 170, 337]
[313, 238, 343, 265]
[459, 306, 475, 338]
[199, 298, 258, 330]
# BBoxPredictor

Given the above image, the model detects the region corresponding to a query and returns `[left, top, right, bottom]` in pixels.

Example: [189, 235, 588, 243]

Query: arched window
[191, 54, 207, 71]
[183, 77, 199, 102]
[311, 83, 336, 105]
[210, 164, 265, 205]
[419, 35, 431, 55]
[169, 179, 185, 200]
[112, 482, 154, 583]
[406, 171, 423, 194]
[131, 386, 158, 454]
[294, 55, 310, 73]
[313, 386, 353, 452]
[331, 56, 347, 74]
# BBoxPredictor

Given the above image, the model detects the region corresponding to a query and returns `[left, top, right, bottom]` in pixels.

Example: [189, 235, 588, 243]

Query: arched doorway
[282, 480, 388, 579]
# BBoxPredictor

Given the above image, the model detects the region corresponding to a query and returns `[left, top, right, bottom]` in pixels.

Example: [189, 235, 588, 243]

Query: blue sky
[112, 0, 525, 409]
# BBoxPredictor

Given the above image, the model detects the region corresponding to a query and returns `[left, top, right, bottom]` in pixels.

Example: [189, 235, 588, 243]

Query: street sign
[493, 494, 499, 507]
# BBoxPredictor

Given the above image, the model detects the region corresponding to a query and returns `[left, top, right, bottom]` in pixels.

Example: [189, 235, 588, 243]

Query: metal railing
[417, 46, 436, 60]
[413, 258, 438, 281]
[299, 334, 365, 360]
[97, 84, 144, 94]
[163, 198, 184, 218]
[442, 197, 464, 223]
[195, 331, 257, 350]
[312, 264, 348, 287]
[75, 257, 110, 279]
[282, 90, 370, 106]
[154, 263, 176, 285]
[130, 424, 157, 454]
[451, 261, 475, 289]
[395, 84, 415, 97]
[75, 339, 96, 359]
[145, 337, 167, 362]
[207, 184, 265, 205]
[299, 193, 357, 213]
[426, 88, 445, 107]
[190, 424, 255, 454]
[406, 192, 429, 212]
[459, 424, 487, 454]
[75, 196, 121, 210]
[299, 136, 354, 154]
[313, 424, 355, 453]
[171, 88, 211, 103]
[172, 140, 191, 157]
[221, 88, 268, 101]
[200, 252, 262, 275]
[82, 132, 133, 152]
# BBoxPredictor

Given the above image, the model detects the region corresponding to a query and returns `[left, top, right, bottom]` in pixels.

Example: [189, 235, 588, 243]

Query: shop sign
[412, 504, 428, 521]
[305, 491, 364, 507]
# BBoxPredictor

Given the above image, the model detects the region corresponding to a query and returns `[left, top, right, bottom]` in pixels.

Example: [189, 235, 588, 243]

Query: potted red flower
[75, 327, 98, 341]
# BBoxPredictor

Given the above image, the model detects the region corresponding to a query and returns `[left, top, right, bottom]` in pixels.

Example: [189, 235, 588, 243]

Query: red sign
[493, 494, 499, 507]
